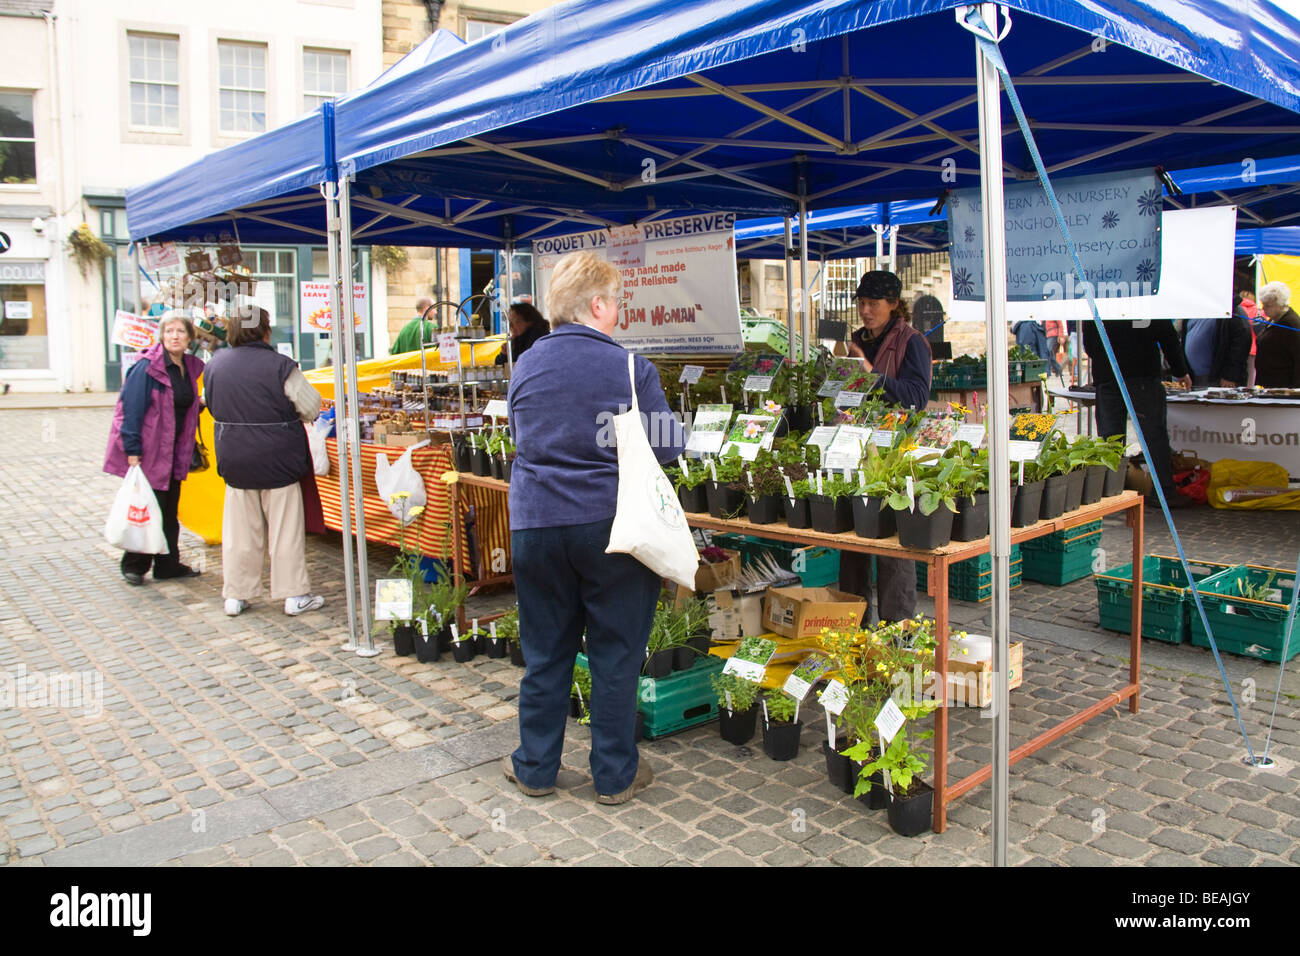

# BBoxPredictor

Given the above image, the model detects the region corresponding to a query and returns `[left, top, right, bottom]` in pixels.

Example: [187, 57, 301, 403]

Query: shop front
[0, 212, 53, 390]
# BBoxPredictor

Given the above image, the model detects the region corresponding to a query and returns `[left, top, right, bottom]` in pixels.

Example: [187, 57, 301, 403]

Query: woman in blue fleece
[503, 251, 685, 806]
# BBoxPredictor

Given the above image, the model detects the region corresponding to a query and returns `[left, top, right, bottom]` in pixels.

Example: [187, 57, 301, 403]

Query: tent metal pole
[974, 2, 1012, 869]
[504, 217, 515, 379]
[338, 174, 377, 657]
[323, 181, 359, 652]
[799, 196, 810, 361]
[784, 217, 796, 363]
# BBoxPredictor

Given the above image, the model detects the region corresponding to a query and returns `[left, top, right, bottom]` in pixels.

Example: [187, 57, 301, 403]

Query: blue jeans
[510, 519, 660, 795]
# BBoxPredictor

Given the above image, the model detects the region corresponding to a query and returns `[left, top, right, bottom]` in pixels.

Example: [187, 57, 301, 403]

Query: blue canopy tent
[125, 0, 1300, 853]
[1238, 226, 1300, 255]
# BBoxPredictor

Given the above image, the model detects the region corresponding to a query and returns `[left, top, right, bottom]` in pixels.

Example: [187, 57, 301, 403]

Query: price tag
[437, 332, 459, 365]
[482, 399, 509, 420]
[374, 578, 413, 621]
[955, 423, 986, 447]
[874, 697, 906, 743]
[1008, 440, 1043, 462]
[905, 475, 915, 512]
[805, 425, 838, 455]
[783, 655, 833, 701]
[819, 680, 849, 715]
[834, 390, 866, 408]
[679, 365, 704, 384]
[824, 425, 872, 472]
[872, 429, 897, 448]
[722, 657, 766, 683]
[743, 374, 774, 394]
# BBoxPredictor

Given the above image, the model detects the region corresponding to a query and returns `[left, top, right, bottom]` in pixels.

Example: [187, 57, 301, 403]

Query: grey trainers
[284, 594, 325, 616]
[597, 759, 654, 806]
[500, 756, 554, 797]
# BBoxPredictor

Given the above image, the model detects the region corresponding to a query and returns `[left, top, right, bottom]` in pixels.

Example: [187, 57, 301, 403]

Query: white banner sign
[299, 281, 368, 333]
[1167, 402, 1300, 479]
[533, 213, 743, 354]
[141, 242, 180, 271]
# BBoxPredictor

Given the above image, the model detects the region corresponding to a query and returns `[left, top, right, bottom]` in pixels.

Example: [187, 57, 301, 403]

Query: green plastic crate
[576, 652, 724, 739]
[1022, 520, 1103, 552]
[916, 562, 1022, 601]
[1188, 565, 1300, 663]
[742, 318, 801, 355]
[1022, 359, 1049, 380]
[942, 545, 1024, 578]
[1007, 360, 1025, 384]
[745, 536, 840, 588]
[1022, 542, 1100, 586]
[1094, 555, 1235, 644]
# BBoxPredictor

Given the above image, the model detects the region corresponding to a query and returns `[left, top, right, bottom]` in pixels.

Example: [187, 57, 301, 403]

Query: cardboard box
[762, 586, 867, 640]
[695, 549, 741, 593]
[946, 641, 1023, 708]
[382, 432, 425, 448]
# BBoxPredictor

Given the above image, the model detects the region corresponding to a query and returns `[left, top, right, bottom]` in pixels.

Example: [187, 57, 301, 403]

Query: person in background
[504, 251, 684, 806]
[103, 312, 206, 584]
[494, 302, 550, 366]
[842, 270, 932, 623]
[390, 296, 436, 355]
[204, 307, 325, 617]
[1083, 320, 1193, 508]
[1236, 291, 1260, 387]
[1180, 312, 1250, 388]
[1043, 319, 1067, 377]
[1255, 281, 1300, 388]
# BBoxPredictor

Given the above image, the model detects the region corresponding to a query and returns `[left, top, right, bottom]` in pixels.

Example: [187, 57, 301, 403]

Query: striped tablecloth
[317, 439, 512, 579]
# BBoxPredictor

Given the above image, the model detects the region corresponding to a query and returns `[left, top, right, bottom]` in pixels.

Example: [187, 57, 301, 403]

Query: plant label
[783, 653, 833, 701]
[374, 578, 413, 621]
[905, 475, 915, 513]
[783, 474, 796, 499]
[679, 365, 704, 384]
[875, 697, 906, 743]
[834, 390, 865, 408]
[723, 657, 765, 683]
[824, 425, 872, 471]
[872, 429, 896, 448]
[482, 399, 509, 420]
[825, 710, 836, 748]
[1009, 440, 1043, 462]
[819, 679, 849, 716]
[955, 423, 986, 447]
[489, 621, 497, 639]
[677, 455, 689, 474]
[743, 374, 774, 393]
[686, 404, 732, 456]
[420, 617, 428, 637]
[805, 425, 837, 456]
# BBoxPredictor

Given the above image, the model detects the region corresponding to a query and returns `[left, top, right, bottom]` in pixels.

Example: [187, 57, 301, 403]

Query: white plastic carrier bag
[605, 353, 698, 590]
[306, 421, 330, 476]
[104, 465, 168, 553]
[375, 444, 428, 524]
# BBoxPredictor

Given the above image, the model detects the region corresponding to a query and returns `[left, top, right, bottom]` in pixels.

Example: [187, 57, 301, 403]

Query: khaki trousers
[222, 484, 310, 601]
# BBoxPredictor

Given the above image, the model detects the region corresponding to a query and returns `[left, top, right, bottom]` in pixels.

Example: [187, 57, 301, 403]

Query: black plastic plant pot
[437, 625, 453, 653]
[486, 637, 508, 659]
[706, 481, 746, 519]
[822, 740, 855, 794]
[783, 497, 812, 529]
[671, 644, 698, 672]
[762, 720, 803, 761]
[1063, 469, 1086, 513]
[1103, 463, 1126, 497]
[473, 632, 488, 656]
[894, 503, 954, 551]
[887, 781, 934, 837]
[719, 707, 758, 745]
[471, 448, 492, 477]
[808, 495, 853, 534]
[414, 626, 441, 663]
[1081, 464, 1107, 505]
[489, 456, 503, 480]
[950, 492, 990, 542]
[569, 695, 584, 719]
[1039, 474, 1068, 520]
[686, 634, 712, 656]
[644, 648, 674, 679]
[392, 624, 416, 657]
[501, 458, 513, 483]
[851, 495, 896, 539]
[786, 404, 815, 433]
[453, 443, 473, 472]
[853, 765, 889, 810]
[451, 639, 475, 663]
[679, 484, 707, 513]
[748, 494, 781, 525]
[1011, 480, 1044, 527]
[509, 642, 525, 667]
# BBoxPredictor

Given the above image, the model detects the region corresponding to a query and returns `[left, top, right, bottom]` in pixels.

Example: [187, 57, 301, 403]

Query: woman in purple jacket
[103, 313, 205, 585]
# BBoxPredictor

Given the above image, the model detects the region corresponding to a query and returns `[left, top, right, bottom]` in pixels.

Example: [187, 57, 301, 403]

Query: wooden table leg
[1128, 499, 1143, 714]
[932, 554, 950, 833]
[450, 477, 468, 636]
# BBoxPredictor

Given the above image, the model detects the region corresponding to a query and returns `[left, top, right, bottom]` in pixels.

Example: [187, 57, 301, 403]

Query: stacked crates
[916, 546, 1023, 602]
[1093, 555, 1234, 644]
[1022, 520, 1103, 586]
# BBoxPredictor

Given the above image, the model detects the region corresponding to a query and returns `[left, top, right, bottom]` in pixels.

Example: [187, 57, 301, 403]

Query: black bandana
[855, 270, 902, 301]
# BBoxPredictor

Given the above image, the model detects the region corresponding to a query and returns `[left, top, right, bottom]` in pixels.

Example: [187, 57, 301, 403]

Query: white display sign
[1009, 440, 1044, 462]
[533, 213, 744, 354]
[685, 404, 733, 456]
[483, 399, 509, 420]
[4, 301, 33, 320]
[743, 374, 774, 394]
[438, 332, 459, 365]
[835, 390, 866, 408]
[722, 657, 766, 683]
[874, 698, 906, 744]
[824, 426, 873, 472]
[374, 578, 413, 621]
[955, 423, 986, 447]
[819, 680, 849, 716]
[299, 281, 367, 333]
[1167, 402, 1300, 480]
[805, 426, 838, 456]
[679, 365, 705, 384]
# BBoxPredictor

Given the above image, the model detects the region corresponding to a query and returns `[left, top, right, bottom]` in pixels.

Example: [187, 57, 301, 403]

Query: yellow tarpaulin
[304, 337, 507, 400]
[1260, 254, 1300, 295]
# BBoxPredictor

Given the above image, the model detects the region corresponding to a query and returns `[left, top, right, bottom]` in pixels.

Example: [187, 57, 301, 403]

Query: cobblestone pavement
[1, 407, 1298, 867]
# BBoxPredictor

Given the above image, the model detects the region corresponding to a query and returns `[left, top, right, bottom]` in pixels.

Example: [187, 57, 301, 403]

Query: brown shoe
[596, 759, 654, 806]
[500, 756, 554, 797]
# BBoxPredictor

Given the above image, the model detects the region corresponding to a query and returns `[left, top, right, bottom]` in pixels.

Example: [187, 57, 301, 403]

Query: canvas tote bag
[605, 353, 698, 589]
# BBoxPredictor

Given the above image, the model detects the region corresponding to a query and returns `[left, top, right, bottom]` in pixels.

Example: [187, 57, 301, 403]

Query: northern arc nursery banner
[947, 169, 1163, 302]
[532, 213, 744, 354]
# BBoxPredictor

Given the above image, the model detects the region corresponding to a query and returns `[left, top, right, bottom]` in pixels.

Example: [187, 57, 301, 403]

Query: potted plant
[947, 443, 991, 542]
[450, 623, 477, 663]
[484, 618, 509, 658]
[807, 472, 857, 533]
[671, 596, 712, 670]
[416, 568, 466, 663]
[670, 460, 709, 513]
[571, 664, 592, 722]
[889, 454, 957, 550]
[496, 607, 524, 666]
[1099, 434, 1128, 497]
[785, 477, 814, 529]
[849, 723, 936, 837]
[644, 601, 684, 678]
[383, 494, 429, 657]
[761, 688, 803, 760]
[711, 672, 760, 744]
[469, 432, 492, 477]
[852, 441, 905, 539]
[775, 359, 820, 432]
[744, 453, 787, 525]
[705, 449, 748, 519]
[452, 434, 474, 472]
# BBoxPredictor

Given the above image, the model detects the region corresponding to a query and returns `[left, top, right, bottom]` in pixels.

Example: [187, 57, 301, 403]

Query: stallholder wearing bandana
[843, 270, 933, 623]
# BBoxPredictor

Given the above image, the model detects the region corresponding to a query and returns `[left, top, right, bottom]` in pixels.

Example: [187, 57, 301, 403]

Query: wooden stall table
[684, 490, 1145, 833]
[445, 471, 516, 632]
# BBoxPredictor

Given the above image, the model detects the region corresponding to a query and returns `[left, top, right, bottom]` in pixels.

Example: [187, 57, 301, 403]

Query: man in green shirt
[390, 296, 436, 354]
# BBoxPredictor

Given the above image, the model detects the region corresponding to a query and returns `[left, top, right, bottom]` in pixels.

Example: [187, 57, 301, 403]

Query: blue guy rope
[965, 10, 1262, 762]
[1261, 550, 1300, 763]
